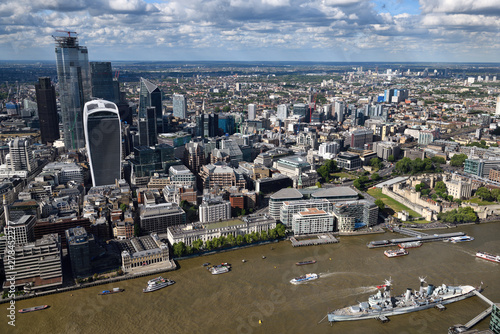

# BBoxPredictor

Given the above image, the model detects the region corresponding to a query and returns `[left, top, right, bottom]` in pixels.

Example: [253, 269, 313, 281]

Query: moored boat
[384, 249, 408, 258]
[476, 251, 500, 263]
[18, 305, 49, 313]
[398, 241, 422, 249]
[327, 277, 477, 323]
[98, 288, 124, 295]
[445, 236, 474, 243]
[290, 273, 318, 284]
[295, 260, 317, 266]
[210, 264, 231, 275]
[143, 276, 175, 293]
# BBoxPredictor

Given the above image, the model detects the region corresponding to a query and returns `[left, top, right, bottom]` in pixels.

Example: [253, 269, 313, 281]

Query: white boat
[210, 264, 231, 275]
[290, 273, 318, 284]
[446, 236, 474, 243]
[476, 251, 500, 263]
[143, 276, 175, 293]
[398, 241, 422, 249]
[384, 249, 408, 258]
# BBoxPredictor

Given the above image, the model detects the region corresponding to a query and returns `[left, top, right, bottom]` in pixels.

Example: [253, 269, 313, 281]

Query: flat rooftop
[311, 187, 358, 198]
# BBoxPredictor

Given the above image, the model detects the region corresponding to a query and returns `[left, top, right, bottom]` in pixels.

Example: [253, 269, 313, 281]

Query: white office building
[248, 104, 256, 120]
[199, 197, 232, 223]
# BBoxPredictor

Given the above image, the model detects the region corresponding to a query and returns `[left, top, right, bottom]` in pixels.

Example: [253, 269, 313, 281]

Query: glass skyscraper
[54, 33, 91, 150]
[83, 100, 122, 187]
[35, 77, 60, 144]
[90, 62, 116, 103]
[173, 93, 187, 119]
[139, 77, 162, 135]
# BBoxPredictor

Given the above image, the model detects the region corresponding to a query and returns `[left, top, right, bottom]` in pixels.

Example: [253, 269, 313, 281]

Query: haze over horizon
[0, 0, 499, 63]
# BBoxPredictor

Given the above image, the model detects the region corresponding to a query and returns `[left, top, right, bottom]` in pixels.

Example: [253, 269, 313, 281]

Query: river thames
[6, 223, 500, 334]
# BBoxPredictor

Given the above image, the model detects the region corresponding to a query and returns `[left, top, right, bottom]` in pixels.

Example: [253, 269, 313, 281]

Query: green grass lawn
[367, 188, 422, 218]
[330, 172, 355, 180]
[465, 197, 496, 206]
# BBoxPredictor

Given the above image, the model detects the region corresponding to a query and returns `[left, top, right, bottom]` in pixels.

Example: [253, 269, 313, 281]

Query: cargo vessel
[290, 273, 318, 284]
[143, 276, 175, 293]
[476, 251, 500, 263]
[327, 278, 476, 323]
[384, 249, 408, 258]
[18, 305, 49, 313]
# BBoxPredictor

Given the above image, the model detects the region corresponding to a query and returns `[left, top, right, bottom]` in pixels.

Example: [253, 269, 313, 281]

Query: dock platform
[367, 232, 465, 248]
[290, 234, 339, 247]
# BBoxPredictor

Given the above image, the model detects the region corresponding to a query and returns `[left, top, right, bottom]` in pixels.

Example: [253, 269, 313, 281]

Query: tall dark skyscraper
[35, 77, 60, 144]
[139, 77, 163, 135]
[83, 100, 122, 187]
[90, 62, 116, 102]
[53, 33, 91, 150]
[138, 107, 157, 147]
[196, 114, 219, 138]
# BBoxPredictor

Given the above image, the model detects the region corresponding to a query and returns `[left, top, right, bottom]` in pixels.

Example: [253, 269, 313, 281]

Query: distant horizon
[1, 60, 500, 66]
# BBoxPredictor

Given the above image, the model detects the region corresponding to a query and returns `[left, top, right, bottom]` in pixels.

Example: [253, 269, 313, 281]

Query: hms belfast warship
[327, 277, 477, 323]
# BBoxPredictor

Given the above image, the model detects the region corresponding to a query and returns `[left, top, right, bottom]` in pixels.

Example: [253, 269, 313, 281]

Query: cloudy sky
[0, 0, 499, 62]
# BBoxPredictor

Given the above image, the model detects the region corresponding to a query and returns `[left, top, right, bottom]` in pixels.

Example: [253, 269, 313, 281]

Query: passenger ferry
[384, 249, 408, 258]
[444, 236, 474, 243]
[476, 251, 500, 263]
[290, 273, 318, 284]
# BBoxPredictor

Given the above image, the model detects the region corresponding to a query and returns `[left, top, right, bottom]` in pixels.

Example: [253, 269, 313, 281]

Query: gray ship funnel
[427, 284, 434, 295]
[405, 288, 412, 301]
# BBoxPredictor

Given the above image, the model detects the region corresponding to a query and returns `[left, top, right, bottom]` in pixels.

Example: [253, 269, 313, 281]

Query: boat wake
[339, 286, 379, 298]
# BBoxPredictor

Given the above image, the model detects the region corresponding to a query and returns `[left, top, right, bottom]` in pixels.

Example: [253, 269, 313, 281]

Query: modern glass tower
[173, 94, 187, 119]
[35, 77, 60, 144]
[83, 100, 122, 186]
[139, 77, 162, 134]
[53, 33, 91, 150]
[90, 62, 116, 103]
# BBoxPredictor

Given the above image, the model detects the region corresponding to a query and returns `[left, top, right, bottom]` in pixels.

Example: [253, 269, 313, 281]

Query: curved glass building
[84, 100, 122, 186]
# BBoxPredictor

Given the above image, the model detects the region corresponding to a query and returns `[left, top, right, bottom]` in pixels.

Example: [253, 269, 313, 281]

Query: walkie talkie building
[84, 100, 122, 187]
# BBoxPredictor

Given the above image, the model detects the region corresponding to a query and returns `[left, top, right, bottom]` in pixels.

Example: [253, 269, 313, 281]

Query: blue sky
[0, 0, 499, 62]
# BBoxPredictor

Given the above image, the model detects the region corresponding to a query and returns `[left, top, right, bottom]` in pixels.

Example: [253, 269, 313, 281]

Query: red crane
[56, 30, 77, 37]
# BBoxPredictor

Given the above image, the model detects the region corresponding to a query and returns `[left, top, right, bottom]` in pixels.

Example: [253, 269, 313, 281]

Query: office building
[269, 188, 303, 220]
[291, 208, 335, 235]
[173, 94, 187, 119]
[66, 227, 95, 278]
[83, 100, 122, 187]
[167, 216, 276, 247]
[139, 77, 163, 135]
[119, 233, 170, 273]
[138, 107, 158, 147]
[184, 142, 205, 173]
[372, 141, 401, 161]
[293, 103, 307, 118]
[130, 144, 177, 179]
[5, 215, 36, 246]
[199, 197, 232, 223]
[318, 142, 340, 158]
[139, 202, 186, 233]
[35, 77, 60, 144]
[34, 217, 91, 248]
[199, 162, 247, 190]
[2, 234, 63, 290]
[335, 101, 345, 123]
[196, 113, 219, 137]
[248, 104, 256, 120]
[277, 104, 288, 120]
[311, 187, 359, 202]
[349, 129, 373, 149]
[464, 158, 500, 178]
[8, 137, 36, 172]
[280, 199, 333, 227]
[335, 153, 362, 171]
[90, 62, 116, 102]
[274, 155, 311, 178]
[53, 33, 91, 150]
[332, 200, 378, 232]
[218, 114, 235, 135]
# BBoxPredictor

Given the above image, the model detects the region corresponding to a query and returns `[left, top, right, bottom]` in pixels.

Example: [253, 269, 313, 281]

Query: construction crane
[56, 30, 77, 37]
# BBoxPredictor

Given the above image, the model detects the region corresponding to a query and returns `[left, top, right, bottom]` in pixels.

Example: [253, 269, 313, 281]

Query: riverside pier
[367, 231, 465, 248]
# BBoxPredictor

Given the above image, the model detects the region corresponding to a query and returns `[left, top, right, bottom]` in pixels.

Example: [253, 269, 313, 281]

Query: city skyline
[0, 0, 499, 62]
